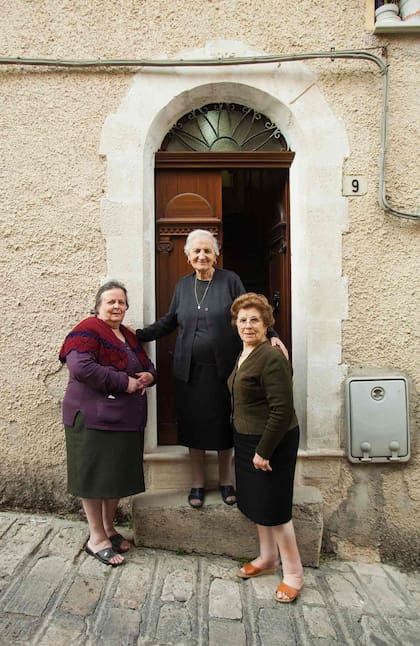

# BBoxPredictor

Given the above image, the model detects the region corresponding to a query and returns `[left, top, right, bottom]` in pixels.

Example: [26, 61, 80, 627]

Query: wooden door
[154, 153, 293, 446]
[266, 179, 291, 354]
[155, 170, 222, 445]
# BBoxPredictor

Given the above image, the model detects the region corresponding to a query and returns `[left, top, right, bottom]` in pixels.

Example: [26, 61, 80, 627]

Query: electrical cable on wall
[0, 49, 418, 222]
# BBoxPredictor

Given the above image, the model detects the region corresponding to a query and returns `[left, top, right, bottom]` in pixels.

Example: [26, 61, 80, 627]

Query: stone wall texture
[0, 1, 418, 565]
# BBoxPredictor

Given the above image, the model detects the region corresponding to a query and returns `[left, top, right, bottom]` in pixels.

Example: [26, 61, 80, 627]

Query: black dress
[136, 268, 246, 451]
[176, 282, 232, 450]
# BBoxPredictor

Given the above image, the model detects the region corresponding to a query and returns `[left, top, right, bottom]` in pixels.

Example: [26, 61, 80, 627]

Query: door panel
[154, 161, 291, 446]
[155, 170, 222, 445]
[266, 180, 291, 354]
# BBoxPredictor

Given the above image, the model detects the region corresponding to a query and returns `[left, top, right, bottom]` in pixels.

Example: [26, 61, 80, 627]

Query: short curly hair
[230, 293, 275, 328]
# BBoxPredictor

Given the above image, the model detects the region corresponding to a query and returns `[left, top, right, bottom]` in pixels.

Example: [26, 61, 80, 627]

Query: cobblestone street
[0, 512, 419, 645]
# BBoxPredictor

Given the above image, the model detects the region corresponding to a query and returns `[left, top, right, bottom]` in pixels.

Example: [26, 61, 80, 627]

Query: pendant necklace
[194, 274, 213, 310]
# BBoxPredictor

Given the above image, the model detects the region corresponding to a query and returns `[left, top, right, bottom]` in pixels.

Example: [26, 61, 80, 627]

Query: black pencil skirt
[234, 426, 300, 526]
[64, 412, 145, 499]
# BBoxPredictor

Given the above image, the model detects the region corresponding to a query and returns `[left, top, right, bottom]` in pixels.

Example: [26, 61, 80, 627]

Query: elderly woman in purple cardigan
[59, 280, 156, 567]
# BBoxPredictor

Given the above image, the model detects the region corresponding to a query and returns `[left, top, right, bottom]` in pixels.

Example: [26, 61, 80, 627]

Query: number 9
[352, 179, 359, 193]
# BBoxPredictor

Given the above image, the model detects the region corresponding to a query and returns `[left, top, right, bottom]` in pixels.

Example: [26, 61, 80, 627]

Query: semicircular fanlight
[160, 103, 288, 152]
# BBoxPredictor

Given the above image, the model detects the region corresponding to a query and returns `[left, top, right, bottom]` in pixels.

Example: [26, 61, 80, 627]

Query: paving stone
[3, 556, 69, 616]
[207, 562, 240, 580]
[301, 570, 318, 586]
[161, 568, 194, 602]
[383, 564, 420, 595]
[155, 604, 192, 645]
[258, 608, 297, 646]
[114, 563, 152, 609]
[0, 513, 17, 538]
[47, 523, 87, 560]
[78, 551, 117, 576]
[0, 613, 39, 644]
[322, 559, 352, 572]
[358, 615, 401, 645]
[300, 585, 325, 605]
[60, 574, 104, 616]
[350, 562, 389, 578]
[36, 613, 86, 645]
[208, 618, 246, 645]
[387, 617, 420, 646]
[349, 565, 409, 616]
[0, 521, 50, 576]
[209, 579, 242, 619]
[323, 571, 366, 609]
[249, 574, 280, 600]
[94, 606, 140, 645]
[302, 605, 338, 640]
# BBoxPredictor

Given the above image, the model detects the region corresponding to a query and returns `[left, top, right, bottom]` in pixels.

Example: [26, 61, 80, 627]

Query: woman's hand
[253, 452, 272, 472]
[126, 376, 141, 394]
[135, 371, 154, 395]
[269, 337, 289, 360]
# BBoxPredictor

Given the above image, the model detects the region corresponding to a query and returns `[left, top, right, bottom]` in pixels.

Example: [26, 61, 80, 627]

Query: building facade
[0, 1, 419, 565]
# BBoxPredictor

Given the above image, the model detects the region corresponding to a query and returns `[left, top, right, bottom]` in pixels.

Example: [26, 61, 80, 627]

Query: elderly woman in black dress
[228, 293, 303, 603]
[136, 229, 286, 508]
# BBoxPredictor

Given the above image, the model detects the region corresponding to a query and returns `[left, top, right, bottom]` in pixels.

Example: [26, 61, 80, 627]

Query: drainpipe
[0, 49, 418, 221]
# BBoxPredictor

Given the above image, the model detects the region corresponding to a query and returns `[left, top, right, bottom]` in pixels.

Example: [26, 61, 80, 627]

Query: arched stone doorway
[100, 41, 348, 474]
[155, 102, 293, 445]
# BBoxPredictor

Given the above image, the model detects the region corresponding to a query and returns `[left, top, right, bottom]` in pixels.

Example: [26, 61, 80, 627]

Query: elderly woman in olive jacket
[228, 293, 303, 603]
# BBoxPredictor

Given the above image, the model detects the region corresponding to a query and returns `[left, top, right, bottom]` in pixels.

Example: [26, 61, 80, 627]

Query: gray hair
[92, 280, 129, 315]
[184, 229, 220, 257]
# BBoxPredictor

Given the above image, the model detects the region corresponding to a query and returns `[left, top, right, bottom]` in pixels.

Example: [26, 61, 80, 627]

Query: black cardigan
[136, 268, 245, 382]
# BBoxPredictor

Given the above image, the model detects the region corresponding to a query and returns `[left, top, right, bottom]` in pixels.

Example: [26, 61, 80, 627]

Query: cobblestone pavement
[0, 511, 419, 645]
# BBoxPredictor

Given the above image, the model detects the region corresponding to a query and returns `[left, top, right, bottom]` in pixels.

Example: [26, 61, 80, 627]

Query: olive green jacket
[227, 340, 298, 459]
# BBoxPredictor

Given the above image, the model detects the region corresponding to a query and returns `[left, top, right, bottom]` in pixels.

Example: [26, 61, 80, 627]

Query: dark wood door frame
[156, 151, 295, 169]
[154, 151, 294, 445]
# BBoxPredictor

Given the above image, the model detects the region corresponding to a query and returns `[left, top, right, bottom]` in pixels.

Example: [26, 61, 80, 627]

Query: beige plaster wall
[0, 1, 418, 563]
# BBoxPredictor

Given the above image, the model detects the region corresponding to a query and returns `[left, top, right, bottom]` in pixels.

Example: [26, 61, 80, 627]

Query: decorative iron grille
[160, 103, 288, 152]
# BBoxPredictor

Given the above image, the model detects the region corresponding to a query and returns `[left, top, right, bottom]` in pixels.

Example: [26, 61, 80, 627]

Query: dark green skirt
[64, 412, 145, 499]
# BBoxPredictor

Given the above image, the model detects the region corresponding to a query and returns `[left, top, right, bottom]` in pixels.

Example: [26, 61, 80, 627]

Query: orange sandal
[275, 581, 303, 603]
[237, 562, 277, 579]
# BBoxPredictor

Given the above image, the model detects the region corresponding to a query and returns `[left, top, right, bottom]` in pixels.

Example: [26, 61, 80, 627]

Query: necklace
[194, 275, 213, 310]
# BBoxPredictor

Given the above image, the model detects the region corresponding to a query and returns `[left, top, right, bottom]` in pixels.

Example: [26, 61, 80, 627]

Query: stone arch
[99, 41, 349, 453]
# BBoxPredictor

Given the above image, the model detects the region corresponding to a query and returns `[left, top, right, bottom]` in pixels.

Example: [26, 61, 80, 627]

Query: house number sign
[342, 176, 367, 196]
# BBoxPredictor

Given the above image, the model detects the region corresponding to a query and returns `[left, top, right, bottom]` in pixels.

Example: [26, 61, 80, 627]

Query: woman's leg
[188, 448, 206, 505]
[81, 498, 124, 565]
[102, 499, 131, 552]
[272, 520, 303, 599]
[239, 524, 280, 573]
[217, 448, 234, 485]
[189, 448, 206, 486]
[217, 448, 236, 503]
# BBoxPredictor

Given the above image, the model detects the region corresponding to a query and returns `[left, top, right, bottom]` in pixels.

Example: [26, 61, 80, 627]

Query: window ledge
[374, 22, 420, 33]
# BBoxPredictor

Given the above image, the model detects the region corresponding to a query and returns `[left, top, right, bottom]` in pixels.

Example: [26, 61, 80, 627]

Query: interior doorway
[222, 167, 290, 349]
[154, 155, 292, 445]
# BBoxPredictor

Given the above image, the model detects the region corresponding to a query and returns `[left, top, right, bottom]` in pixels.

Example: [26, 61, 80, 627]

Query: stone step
[132, 485, 323, 567]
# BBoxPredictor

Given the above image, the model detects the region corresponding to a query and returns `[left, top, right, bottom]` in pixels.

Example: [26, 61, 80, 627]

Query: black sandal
[109, 533, 131, 554]
[188, 487, 205, 509]
[219, 485, 237, 506]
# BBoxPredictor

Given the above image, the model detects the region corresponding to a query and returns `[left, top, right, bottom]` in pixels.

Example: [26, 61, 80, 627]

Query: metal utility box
[345, 376, 410, 463]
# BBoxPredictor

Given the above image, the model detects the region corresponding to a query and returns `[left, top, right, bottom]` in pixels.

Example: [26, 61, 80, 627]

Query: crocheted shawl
[59, 316, 149, 370]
